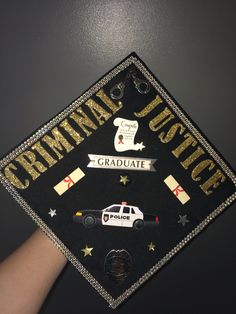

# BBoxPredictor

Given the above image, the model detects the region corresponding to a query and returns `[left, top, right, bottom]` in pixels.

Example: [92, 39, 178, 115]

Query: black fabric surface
[0, 53, 235, 303]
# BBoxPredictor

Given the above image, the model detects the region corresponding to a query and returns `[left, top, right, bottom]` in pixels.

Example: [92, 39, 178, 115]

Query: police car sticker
[73, 201, 159, 230]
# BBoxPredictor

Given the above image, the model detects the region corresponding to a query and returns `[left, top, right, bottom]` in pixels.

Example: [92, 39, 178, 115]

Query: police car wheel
[133, 219, 144, 230]
[83, 215, 96, 228]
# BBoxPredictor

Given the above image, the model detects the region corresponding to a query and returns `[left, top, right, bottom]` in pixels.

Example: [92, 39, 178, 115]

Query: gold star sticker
[148, 242, 156, 252]
[81, 245, 93, 257]
[119, 175, 130, 186]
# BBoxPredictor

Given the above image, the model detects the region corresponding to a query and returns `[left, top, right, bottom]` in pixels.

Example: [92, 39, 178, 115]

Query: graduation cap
[0, 52, 236, 308]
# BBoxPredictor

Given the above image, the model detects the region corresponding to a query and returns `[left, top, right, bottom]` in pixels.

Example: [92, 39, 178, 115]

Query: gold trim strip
[0, 55, 236, 309]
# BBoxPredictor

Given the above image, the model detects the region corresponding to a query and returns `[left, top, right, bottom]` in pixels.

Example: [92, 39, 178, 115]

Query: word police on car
[73, 202, 159, 230]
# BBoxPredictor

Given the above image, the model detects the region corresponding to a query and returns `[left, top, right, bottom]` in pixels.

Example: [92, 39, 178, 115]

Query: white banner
[87, 154, 156, 172]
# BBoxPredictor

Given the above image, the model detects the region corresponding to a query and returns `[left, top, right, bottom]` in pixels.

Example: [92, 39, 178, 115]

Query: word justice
[134, 95, 226, 196]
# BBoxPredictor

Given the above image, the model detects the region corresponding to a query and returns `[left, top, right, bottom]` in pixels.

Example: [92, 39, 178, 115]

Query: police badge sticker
[0, 52, 236, 309]
[104, 249, 133, 285]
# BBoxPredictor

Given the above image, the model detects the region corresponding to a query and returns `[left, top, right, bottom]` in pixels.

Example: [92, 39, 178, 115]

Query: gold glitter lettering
[191, 159, 215, 182]
[159, 122, 185, 143]
[172, 133, 198, 158]
[149, 107, 175, 132]
[15, 151, 47, 180]
[60, 119, 84, 145]
[31, 142, 57, 168]
[85, 99, 112, 125]
[96, 89, 123, 113]
[181, 146, 205, 169]
[200, 169, 226, 195]
[4, 163, 29, 189]
[134, 95, 163, 118]
[70, 108, 97, 137]
[42, 127, 74, 159]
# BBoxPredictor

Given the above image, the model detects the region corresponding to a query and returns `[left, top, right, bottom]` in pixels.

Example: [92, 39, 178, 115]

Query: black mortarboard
[0, 52, 236, 308]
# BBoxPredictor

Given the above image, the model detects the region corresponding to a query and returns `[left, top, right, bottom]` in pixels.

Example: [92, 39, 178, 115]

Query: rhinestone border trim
[0, 56, 235, 309]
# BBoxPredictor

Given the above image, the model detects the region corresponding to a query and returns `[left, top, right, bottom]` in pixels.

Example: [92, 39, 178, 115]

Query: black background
[0, 1, 236, 313]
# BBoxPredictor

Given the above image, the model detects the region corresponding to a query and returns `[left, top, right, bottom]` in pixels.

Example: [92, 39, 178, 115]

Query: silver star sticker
[177, 214, 189, 226]
[48, 208, 57, 218]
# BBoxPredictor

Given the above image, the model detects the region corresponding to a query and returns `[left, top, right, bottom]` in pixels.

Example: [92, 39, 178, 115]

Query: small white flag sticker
[54, 167, 85, 196]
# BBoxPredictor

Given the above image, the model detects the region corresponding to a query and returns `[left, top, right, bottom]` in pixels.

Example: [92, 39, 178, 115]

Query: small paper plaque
[164, 175, 190, 204]
[53, 167, 85, 196]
